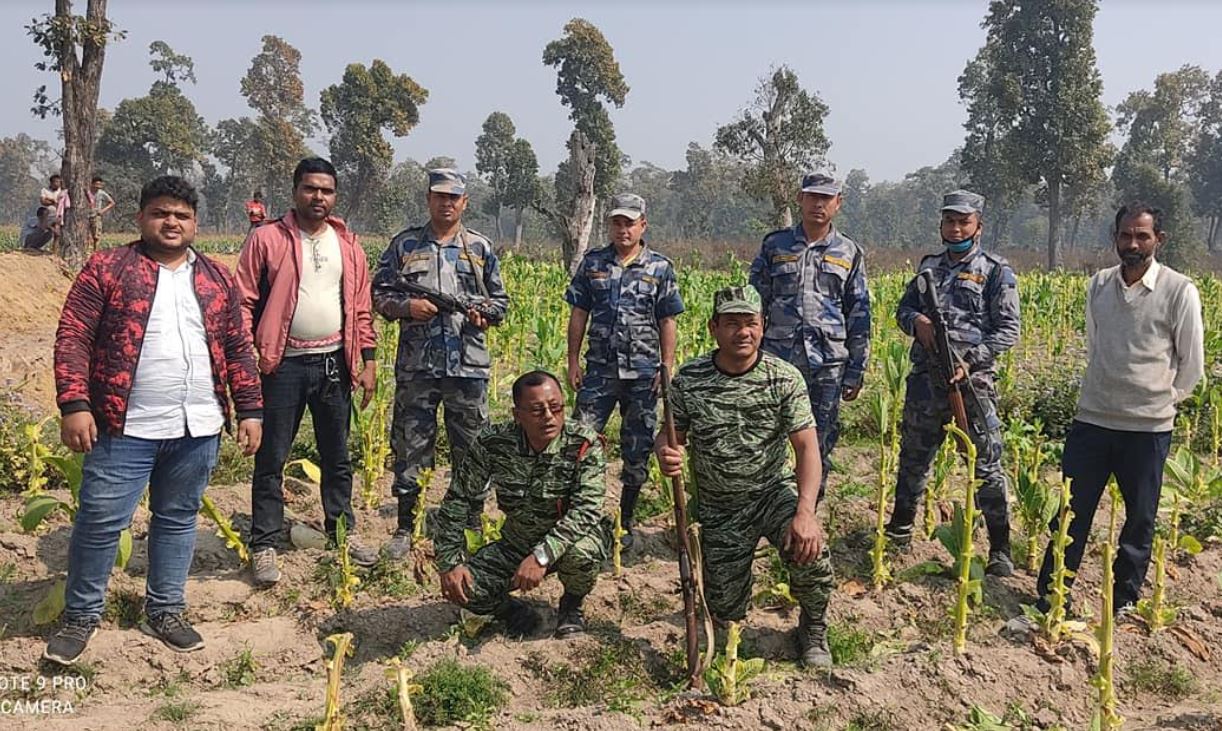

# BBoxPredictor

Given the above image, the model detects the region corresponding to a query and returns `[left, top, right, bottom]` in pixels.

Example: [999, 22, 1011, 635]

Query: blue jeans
[65, 431, 220, 621]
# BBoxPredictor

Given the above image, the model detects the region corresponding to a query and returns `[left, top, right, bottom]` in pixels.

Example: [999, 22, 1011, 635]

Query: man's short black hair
[49, 174, 61, 182]
[512, 370, 563, 405]
[91, 175, 104, 184]
[293, 157, 338, 189]
[36, 206, 48, 219]
[1114, 200, 1164, 235]
[139, 175, 199, 212]
[253, 190, 263, 199]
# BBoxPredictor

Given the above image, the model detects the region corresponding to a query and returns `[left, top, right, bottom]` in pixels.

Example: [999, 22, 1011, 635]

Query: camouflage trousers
[574, 372, 656, 492]
[800, 364, 845, 502]
[893, 370, 1010, 547]
[698, 482, 834, 623]
[391, 377, 488, 511]
[460, 518, 613, 615]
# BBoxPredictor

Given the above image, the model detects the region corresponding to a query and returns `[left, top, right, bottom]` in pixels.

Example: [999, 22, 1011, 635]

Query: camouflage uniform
[566, 238, 684, 521]
[372, 220, 509, 526]
[749, 225, 871, 500]
[670, 349, 834, 623]
[433, 420, 612, 615]
[892, 243, 1020, 550]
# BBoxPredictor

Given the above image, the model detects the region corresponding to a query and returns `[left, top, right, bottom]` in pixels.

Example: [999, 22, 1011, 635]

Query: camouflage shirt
[895, 245, 1020, 375]
[564, 244, 685, 380]
[372, 224, 509, 380]
[749, 226, 871, 386]
[670, 351, 815, 505]
[433, 420, 607, 572]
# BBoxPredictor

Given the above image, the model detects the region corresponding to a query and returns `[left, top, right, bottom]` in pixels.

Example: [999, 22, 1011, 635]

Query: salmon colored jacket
[235, 210, 377, 385]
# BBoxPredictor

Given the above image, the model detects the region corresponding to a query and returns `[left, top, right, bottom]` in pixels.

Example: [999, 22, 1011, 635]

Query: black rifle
[659, 365, 703, 689]
[400, 279, 503, 326]
[916, 270, 972, 452]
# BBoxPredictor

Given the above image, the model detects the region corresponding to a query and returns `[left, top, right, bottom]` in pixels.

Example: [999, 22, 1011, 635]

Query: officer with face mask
[885, 190, 1021, 576]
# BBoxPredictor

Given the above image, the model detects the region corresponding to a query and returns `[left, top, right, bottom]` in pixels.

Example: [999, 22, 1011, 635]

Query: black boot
[986, 526, 1014, 577]
[797, 609, 831, 668]
[884, 503, 917, 545]
[386, 494, 418, 562]
[619, 484, 641, 549]
[494, 597, 541, 639]
[554, 593, 586, 639]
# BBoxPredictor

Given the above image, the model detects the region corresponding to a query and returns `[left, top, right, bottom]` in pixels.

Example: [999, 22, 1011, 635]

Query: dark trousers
[1036, 420, 1172, 609]
[802, 364, 845, 502]
[250, 352, 355, 551]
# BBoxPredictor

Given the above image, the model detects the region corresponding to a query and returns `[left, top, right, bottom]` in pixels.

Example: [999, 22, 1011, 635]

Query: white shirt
[285, 224, 344, 356]
[124, 251, 225, 439]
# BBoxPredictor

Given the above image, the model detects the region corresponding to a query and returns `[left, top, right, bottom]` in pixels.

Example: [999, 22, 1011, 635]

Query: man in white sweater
[1035, 201, 1204, 615]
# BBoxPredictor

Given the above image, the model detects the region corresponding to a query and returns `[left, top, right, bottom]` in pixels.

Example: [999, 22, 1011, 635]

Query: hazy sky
[4, 1, 1222, 183]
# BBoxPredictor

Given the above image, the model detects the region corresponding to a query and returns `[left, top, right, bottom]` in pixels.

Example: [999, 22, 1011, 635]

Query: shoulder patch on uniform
[641, 273, 660, 285]
[823, 254, 852, 270]
[586, 269, 609, 280]
[957, 272, 986, 285]
[771, 253, 800, 264]
[458, 251, 485, 269]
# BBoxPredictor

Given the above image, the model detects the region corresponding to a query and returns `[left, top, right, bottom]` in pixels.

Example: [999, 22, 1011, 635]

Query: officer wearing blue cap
[886, 189, 1021, 576]
[749, 173, 872, 502]
[373, 167, 510, 560]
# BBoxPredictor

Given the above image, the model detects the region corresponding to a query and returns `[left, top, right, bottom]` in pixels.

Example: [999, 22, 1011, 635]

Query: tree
[320, 59, 427, 229]
[670, 142, 770, 241]
[235, 35, 315, 215]
[475, 112, 540, 246]
[148, 40, 195, 86]
[966, 0, 1113, 269]
[958, 52, 1027, 246]
[27, 0, 123, 265]
[534, 131, 598, 274]
[0, 134, 54, 225]
[715, 65, 831, 229]
[543, 18, 628, 199]
[1188, 72, 1222, 251]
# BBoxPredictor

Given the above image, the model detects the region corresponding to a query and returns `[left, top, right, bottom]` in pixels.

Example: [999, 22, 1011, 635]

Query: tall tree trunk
[1068, 213, 1082, 251]
[563, 131, 597, 276]
[513, 206, 524, 248]
[1046, 177, 1063, 270]
[1208, 215, 1218, 252]
[58, 0, 111, 268]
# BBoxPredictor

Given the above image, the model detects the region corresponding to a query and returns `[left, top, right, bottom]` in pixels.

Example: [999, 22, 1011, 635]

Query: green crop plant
[1013, 444, 1057, 573]
[924, 439, 956, 540]
[464, 513, 505, 555]
[21, 416, 54, 497]
[752, 547, 797, 609]
[412, 467, 434, 542]
[611, 510, 626, 578]
[1136, 534, 1175, 631]
[199, 494, 250, 564]
[287, 457, 322, 484]
[316, 632, 354, 731]
[385, 657, 423, 730]
[704, 621, 764, 706]
[1091, 482, 1123, 731]
[1023, 477, 1077, 644]
[941, 423, 981, 654]
[868, 386, 893, 590]
[328, 516, 361, 610]
[410, 468, 436, 586]
[352, 321, 396, 510]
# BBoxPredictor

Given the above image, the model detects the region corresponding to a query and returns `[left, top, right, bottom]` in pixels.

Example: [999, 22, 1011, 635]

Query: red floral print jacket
[54, 241, 263, 435]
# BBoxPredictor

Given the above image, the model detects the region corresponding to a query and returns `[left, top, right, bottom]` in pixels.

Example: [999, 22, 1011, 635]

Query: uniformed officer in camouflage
[565, 193, 684, 549]
[749, 173, 871, 501]
[885, 190, 1021, 576]
[436, 370, 612, 638]
[656, 286, 834, 668]
[373, 169, 510, 560]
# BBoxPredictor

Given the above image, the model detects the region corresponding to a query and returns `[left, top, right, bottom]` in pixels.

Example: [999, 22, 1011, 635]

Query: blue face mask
[943, 237, 974, 253]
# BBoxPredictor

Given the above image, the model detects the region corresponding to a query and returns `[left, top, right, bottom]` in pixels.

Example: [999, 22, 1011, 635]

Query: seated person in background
[21, 207, 54, 251]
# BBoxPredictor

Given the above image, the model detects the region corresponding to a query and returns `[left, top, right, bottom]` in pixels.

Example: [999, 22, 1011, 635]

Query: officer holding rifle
[885, 190, 1020, 576]
[373, 168, 510, 561]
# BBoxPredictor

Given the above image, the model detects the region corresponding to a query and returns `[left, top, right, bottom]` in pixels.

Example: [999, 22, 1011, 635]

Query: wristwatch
[532, 545, 551, 568]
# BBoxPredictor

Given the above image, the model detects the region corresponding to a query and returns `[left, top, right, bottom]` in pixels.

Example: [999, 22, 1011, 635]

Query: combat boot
[986, 529, 1014, 577]
[884, 504, 917, 546]
[554, 592, 587, 639]
[797, 609, 832, 668]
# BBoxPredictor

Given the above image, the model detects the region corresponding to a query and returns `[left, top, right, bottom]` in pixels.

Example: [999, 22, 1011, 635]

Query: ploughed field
[0, 239, 1220, 730]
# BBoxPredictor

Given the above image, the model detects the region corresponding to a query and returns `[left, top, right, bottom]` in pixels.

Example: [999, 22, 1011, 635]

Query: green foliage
[1125, 658, 1198, 699]
[704, 622, 765, 706]
[220, 646, 258, 688]
[414, 658, 509, 728]
[522, 638, 654, 713]
[715, 65, 830, 228]
[827, 624, 876, 667]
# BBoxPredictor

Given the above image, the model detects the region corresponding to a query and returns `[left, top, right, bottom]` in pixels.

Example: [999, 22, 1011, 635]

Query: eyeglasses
[520, 402, 565, 419]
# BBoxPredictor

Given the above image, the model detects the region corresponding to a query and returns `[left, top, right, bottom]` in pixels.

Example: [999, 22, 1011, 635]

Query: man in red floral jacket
[45, 176, 263, 665]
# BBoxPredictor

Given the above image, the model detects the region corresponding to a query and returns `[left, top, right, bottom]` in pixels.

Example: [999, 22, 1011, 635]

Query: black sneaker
[985, 551, 1015, 577]
[140, 612, 204, 653]
[554, 593, 586, 639]
[884, 521, 914, 546]
[43, 616, 99, 665]
[493, 598, 541, 639]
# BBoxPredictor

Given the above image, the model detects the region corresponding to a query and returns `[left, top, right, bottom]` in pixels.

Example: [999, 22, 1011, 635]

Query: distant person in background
[21, 207, 54, 251]
[87, 176, 116, 252]
[40, 174, 71, 253]
[245, 190, 267, 230]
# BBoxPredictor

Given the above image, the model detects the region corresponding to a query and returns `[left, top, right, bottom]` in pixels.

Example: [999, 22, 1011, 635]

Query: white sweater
[1076, 261, 1204, 433]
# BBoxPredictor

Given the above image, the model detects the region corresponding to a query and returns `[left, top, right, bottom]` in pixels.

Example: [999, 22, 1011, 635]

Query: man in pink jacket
[236, 157, 379, 586]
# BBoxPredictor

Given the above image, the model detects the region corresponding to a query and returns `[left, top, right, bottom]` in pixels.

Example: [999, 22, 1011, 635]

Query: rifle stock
[916, 271, 972, 453]
[660, 364, 703, 689]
